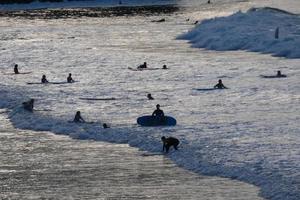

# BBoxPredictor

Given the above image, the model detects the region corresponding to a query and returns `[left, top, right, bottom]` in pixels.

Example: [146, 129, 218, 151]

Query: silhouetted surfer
[276, 70, 286, 77]
[41, 75, 48, 83]
[67, 73, 74, 83]
[22, 99, 34, 112]
[152, 104, 164, 117]
[161, 136, 179, 153]
[137, 62, 147, 69]
[207, 0, 211, 4]
[162, 65, 168, 69]
[214, 79, 227, 89]
[74, 111, 85, 123]
[147, 93, 154, 100]
[275, 27, 279, 39]
[14, 64, 19, 74]
[103, 123, 110, 129]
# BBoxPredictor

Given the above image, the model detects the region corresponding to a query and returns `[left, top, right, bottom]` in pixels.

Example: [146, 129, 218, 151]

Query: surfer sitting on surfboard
[137, 62, 147, 69]
[161, 136, 179, 153]
[152, 104, 164, 117]
[14, 64, 19, 74]
[67, 73, 74, 83]
[147, 93, 154, 100]
[74, 111, 85, 123]
[276, 70, 286, 77]
[214, 79, 227, 89]
[41, 75, 49, 83]
[22, 99, 34, 112]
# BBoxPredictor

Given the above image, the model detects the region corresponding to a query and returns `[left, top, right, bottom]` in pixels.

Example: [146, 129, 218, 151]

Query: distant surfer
[275, 27, 279, 39]
[207, 0, 211, 4]
[41, 75, 49, 83]
[22, 99, 34, 112]
[137, 62, 147, 69]
[161, 136, 179, 153]
[152, 104, 164, 117]
[73, 111, 85, 123]
[276, 70, 286, 77]
[103, 123, 110, 129]
[162, 65, 168, 69]
[214, 79, 227, 89]
[67, 73, 74, 83]
[147, 93, 154, 100]
[14, 64, 19, 74]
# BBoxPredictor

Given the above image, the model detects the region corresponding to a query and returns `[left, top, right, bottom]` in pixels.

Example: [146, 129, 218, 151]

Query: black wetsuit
[162, 137, 179, 153]
[22, 101, 34, 112]
[74, 113, 84, 123]
[152, 109, 164, 117]
[41, 77, 48, 83]
[14, 67, 19, 74]
[214, 83, 227, 89]
[67, 76, 73, 83]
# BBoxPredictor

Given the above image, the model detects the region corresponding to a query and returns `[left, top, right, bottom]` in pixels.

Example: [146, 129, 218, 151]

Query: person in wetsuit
[161, 136, 179, 153]
[152, 104, 164, 117]
[147, 93, 154, 100]
[22, 99, 34, 112]
[276, 70, 286, 77]
[67, 73, 74, 83]
[14, 64, 19, 74]
[41, 75, 49, 83]
[73, 111, 85, 123]
[214, 79, 227, 89]
[137, 62, 147, 69]
[162, 65, 168, 69]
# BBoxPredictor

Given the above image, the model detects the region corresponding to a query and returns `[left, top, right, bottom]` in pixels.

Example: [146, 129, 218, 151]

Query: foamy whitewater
[0, 0, 299, 200]
[178, 7, 300, 59]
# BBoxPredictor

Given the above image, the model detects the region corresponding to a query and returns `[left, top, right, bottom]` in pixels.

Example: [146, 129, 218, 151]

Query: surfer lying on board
[67, 73, 74, 83]
[22, 99, 34, 112]
[74, 111, 85, 123]
[14, 64, 19, 74]
[152, 104, 164, 117]
[161, 136, 179, 153]
[137, 62, 147, 69]
[214, 79, 227, 89]
[41, 75, 49, 83]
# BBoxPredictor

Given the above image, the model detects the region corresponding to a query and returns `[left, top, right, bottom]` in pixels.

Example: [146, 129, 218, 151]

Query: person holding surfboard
[41, 75, 49, 83]
[14, 64, 19, 74]
[152, 104, 164, 117]
[161, 136, 179, 153]
[214, 79, 227, 89]
[74, 111, 85, 123]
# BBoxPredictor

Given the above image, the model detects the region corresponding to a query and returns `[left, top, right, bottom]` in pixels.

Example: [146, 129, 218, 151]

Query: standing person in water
[22, 99, 34, 112]
[152, 104, 164, 117]
[41, 75, 49, 83]
[214, 79, 228, 89]
[147, 93, 154, 100]
[14, 64, 19, 74]
[73, 111, 85, 123]
[67, 73, 74, 83]
[161, 136, 179, 153]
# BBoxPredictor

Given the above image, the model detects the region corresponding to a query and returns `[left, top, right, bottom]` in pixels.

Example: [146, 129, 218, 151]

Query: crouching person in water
[74, 111, 85, 123]
[161, 136, 179, 153]
[22, 99, 34, 112]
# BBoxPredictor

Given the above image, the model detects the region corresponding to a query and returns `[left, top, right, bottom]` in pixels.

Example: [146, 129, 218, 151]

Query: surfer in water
[152, 104, 164, 117]
[67, 73, 74, 83]
[147, 93, 154, 100]
[162, 65, 168, 69]
[103, 123, 110, 129]
[214, 79, 228, 89]
[137, 62, 147, 69]
[41, 75, 49, 83]
[14, 64, 19, 74]
[161, 136, 179, 153]
[73, 111, 85, 123]
[276, 70, 286, 77]
[22, 99, 34, 112]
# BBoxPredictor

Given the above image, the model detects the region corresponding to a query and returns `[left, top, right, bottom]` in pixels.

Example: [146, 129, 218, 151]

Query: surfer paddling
[161, 136, 180, 153]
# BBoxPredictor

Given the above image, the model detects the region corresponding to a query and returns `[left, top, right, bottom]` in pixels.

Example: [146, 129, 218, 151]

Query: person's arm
[152, 110, 156, 116]
[80, 116, 85, 122]
[161, 110, 165, 117]
[214, 84, 218, 89]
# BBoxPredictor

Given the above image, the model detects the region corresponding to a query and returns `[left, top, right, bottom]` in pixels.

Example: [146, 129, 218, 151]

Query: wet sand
[0, 111, 264, 200]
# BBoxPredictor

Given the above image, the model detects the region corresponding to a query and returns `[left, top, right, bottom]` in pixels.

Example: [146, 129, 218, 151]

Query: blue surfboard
[137, 115, 176, 126]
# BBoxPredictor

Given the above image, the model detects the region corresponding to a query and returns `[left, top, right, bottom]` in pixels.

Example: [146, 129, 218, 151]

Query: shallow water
[0, 111, 264, 200]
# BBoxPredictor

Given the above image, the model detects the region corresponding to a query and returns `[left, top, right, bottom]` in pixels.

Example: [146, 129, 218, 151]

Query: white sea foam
[178, 7, 300, 58]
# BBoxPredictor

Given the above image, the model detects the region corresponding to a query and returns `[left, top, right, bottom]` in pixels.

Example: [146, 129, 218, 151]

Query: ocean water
[0, 0, 299, 200]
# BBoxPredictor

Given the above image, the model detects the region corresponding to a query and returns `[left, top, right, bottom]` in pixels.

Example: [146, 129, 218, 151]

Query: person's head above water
[161, 136, 166, 141]
[156, 104, 160, 109]
[163, 65, 167, 69]
[42, 75, 46, 78]
[69, 73, 72, 76]
[76, 111, 80, 115]
[218, 79, 222, 83]
[15, 64, 18, 68]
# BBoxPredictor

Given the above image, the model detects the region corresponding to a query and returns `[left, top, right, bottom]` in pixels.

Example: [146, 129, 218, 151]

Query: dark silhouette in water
[275, 27, 279, 39]
[276, 70, 286, 77]
[14, 64, 19, 74]
[67, 73, 74, 83]
[152, 104, 164, 117]
[73, 111, 85, 123]
[147, 93, 154, 100]
[137, 62, 147, 69]
[103, 123, 110, 129]
[207, 0, 211, 4]
[22, 99, 34, 112]
[161, 136, 179, 153]
[41, 75, 48, 83]
[162, 65, 168, 69]
[214, 79, 228, 89]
